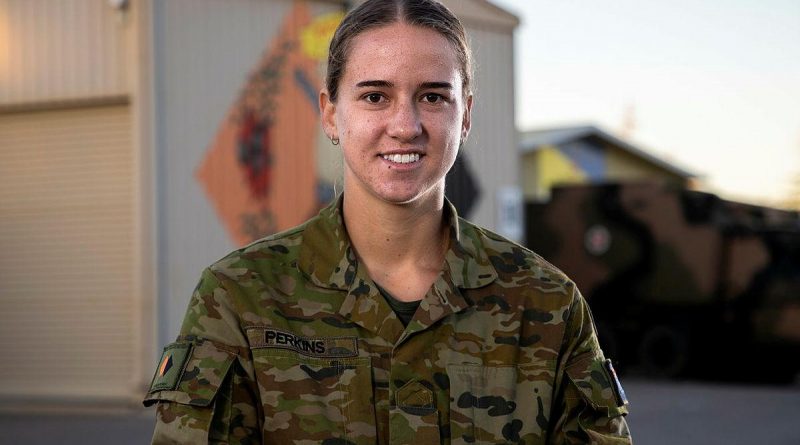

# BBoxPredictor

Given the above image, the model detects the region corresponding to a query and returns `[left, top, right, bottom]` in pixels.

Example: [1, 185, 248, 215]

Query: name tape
[246, 328, 358, 358]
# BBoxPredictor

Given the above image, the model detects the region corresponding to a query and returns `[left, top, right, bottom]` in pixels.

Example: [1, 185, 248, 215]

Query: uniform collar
[296, 194, 358, 292]
[298, 194, 498, 292]
[298, 194, 498, 342]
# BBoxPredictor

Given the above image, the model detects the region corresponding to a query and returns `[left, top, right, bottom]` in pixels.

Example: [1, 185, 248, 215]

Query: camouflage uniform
[144, 196, 631, 444]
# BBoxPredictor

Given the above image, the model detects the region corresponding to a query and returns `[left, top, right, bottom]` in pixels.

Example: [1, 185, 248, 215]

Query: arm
[548, 284, 632, 444]
[144, 268, 262, 444]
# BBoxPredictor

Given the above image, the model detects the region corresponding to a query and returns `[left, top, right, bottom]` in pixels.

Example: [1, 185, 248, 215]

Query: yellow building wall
[522, 154, 539, 200]
[523, 145, 586, 200]
[523, 142, 689, 201]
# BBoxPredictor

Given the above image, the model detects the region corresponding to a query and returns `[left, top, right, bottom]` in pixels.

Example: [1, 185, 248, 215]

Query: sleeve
[143, 268, 262, 444]
[548, 284, 632, 444]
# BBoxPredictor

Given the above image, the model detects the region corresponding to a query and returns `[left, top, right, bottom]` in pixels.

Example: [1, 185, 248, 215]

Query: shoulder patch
[148, 343, 192, 393]
[605, 359, 629, 407]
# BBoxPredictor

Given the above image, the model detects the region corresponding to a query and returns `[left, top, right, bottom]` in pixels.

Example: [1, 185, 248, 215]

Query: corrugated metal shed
[0, 0, 154, 407]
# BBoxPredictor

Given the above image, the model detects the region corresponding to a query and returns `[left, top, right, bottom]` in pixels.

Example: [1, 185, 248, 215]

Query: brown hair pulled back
[326, 0, 473, 102]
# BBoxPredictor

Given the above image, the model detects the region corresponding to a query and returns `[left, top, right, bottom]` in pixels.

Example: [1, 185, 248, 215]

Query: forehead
[342, 22, 463, 87]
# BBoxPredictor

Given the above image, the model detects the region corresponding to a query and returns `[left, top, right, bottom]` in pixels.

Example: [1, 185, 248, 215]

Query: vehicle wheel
[638, 324, 690, 378]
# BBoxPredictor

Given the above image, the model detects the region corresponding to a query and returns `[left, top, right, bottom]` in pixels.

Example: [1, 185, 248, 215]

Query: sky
[490, 0, 800, 207]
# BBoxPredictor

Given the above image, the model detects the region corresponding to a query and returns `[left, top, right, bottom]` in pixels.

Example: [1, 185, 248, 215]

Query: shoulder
[205, 217, 314, 282]
[463, 217, 573, 284]
[457, 219, 586, 358]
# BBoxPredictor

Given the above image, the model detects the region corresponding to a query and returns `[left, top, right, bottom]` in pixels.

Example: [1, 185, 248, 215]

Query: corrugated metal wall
[463, 25, 518, 234]
[0, 0, 129, 105]
[0, 106, 136, 399]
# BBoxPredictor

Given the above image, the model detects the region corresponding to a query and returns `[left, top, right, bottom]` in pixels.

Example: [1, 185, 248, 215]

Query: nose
[386, 99, 422, 142]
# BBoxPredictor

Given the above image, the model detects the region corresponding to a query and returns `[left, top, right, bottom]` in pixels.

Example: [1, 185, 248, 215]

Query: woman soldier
[144, 0, 632, 443]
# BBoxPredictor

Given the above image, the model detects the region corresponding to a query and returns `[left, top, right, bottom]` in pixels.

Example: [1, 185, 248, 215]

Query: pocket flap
[143, 340, 235, 408]
[565, 356, 628, 417]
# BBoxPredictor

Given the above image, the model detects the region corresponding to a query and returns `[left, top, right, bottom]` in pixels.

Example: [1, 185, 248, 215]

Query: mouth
[380, 153, 422, 164]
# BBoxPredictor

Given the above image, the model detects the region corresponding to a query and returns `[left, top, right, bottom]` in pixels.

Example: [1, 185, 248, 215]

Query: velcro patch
[246, 327, 358, 357]
[148, 343, 192, 393]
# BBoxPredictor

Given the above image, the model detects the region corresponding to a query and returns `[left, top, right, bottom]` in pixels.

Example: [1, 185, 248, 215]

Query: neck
[342, 184, 449, 289]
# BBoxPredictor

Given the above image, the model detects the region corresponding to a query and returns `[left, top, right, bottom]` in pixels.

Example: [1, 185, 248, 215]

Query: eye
[364, 93, 385, 104]
[422, 93, 446, 104]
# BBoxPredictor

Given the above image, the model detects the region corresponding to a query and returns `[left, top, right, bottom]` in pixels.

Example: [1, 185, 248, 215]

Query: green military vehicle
[526, 182, 800, 381]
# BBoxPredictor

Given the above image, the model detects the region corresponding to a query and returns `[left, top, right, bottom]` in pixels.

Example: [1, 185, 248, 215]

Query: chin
[374, 184, 440, 206]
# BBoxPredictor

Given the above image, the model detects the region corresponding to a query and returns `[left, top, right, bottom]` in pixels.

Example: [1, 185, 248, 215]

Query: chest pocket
[253, 349, 375, 444]
[448, 364, 553, 445]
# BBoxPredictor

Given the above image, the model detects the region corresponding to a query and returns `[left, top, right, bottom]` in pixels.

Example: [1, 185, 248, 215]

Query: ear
[461, 94, 473, 143]
[319, 88, 338, 140]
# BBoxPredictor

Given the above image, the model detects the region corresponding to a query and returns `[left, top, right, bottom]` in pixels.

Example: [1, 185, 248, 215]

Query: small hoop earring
[331, 137, 340, 146]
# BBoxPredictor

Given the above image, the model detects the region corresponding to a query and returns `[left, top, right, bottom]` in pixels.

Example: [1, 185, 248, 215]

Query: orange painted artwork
[196, 4, 343, 246]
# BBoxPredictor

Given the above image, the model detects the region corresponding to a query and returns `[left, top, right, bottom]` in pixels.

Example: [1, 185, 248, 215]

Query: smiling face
[320, 22, 472, 206]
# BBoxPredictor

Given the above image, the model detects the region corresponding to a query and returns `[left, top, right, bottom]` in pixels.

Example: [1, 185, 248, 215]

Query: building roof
[520, 125, 695, 179]
[442, 0, 520, 30]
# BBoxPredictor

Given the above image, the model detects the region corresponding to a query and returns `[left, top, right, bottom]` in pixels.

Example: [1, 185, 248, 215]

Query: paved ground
[623, 378, 800, 445]
[1, 377, 799, 444]
[0, 407, 155, 445]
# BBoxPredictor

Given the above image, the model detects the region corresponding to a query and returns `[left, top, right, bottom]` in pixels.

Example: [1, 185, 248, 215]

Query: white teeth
[382, 153, 420, 164]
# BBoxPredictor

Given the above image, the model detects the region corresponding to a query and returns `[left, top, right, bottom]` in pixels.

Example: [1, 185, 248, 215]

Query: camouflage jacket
[144, 196, 631, 444]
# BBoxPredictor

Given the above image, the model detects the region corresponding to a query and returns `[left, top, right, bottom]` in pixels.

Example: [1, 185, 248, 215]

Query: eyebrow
[355, 80, 393, 88]
[420, 82, 453, 90]
[354, 80, 453, 90]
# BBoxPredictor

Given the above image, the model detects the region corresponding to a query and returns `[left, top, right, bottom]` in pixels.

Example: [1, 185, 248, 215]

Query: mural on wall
[196, 3, 343, 246]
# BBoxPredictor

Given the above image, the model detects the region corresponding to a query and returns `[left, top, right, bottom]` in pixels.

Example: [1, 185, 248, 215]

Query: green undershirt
[375, 285, 421, 327]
